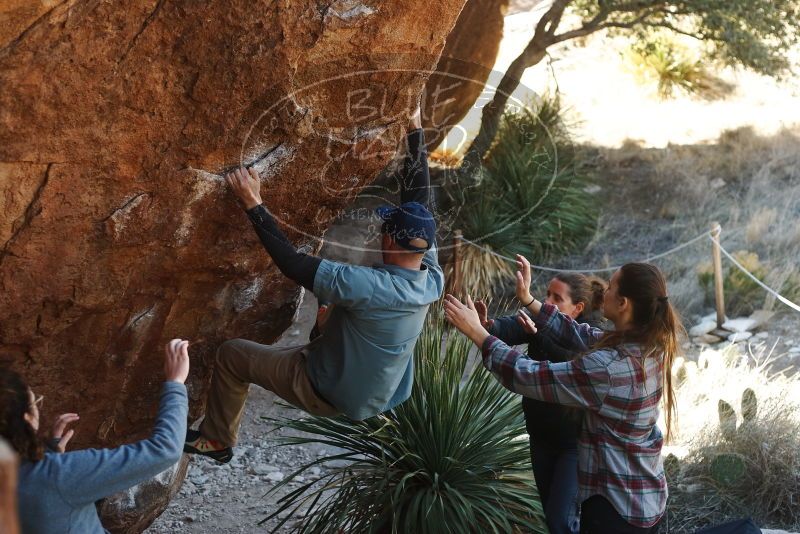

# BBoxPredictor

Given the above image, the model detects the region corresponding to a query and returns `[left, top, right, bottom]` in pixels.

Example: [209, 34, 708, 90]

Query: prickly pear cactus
[718, 399, 738, 441]
[710, 452, 747, 486]
[741, 388, 758, 424]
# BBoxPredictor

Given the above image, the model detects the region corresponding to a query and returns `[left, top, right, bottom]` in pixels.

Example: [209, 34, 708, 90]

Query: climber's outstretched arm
[225, 167, 321, 291]
[400, 106, 430, 208]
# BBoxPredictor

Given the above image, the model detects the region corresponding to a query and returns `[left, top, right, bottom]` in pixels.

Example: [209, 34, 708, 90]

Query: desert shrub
[667, 345, 800, 532]
[625, 33, 734, 100]
[781, 270, 800, 305]
[447, 95, 598, 297]
[262, 311, 546, 534]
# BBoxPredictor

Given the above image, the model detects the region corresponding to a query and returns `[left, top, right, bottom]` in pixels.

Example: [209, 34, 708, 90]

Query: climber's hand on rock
[408, 103, 422, 130]
[164, 339, 190, 384]
[225, 167, 262, 210]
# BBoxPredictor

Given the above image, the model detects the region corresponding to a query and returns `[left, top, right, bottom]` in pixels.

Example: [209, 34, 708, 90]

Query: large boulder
[423, 0, 509, 152]
[96, 456, 190, 533]
[0, 0, 466, 531]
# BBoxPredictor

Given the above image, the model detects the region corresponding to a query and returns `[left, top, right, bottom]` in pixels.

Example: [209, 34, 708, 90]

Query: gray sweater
[17, 381, 188, 533]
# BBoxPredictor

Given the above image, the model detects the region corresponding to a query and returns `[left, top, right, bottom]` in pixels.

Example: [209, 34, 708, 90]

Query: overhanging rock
[0, 0, 467, 530]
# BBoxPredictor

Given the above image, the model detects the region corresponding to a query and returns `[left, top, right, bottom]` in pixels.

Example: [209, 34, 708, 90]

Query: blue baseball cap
[376, 201, 436, 252]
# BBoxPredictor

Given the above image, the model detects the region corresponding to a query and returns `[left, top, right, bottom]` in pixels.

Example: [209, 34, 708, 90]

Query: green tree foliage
[462, 0, 800, 170]
[570, 1, 799, 75]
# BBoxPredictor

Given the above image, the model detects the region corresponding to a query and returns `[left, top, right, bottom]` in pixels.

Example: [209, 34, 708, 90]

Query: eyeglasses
[32, 394, 44, 410]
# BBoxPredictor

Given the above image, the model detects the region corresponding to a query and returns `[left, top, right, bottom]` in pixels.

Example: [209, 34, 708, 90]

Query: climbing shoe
[184, 428, 233, 464]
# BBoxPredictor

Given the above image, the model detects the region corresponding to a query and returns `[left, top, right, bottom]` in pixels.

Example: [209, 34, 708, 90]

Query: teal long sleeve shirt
[17, 381, 188, 534]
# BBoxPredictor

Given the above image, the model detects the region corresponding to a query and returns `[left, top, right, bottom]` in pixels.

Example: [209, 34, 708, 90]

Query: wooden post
[0, 438, 19, 534]
[452, 230, 463, 296]
[711, 222, 726, 328]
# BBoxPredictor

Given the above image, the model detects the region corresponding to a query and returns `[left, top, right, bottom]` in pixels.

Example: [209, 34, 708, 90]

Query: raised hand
[408, 103, 422, 130]
[443, 294, 490, 346]
[164, 339, 191, 384]
[51, 413, 79, 453]
[474, 300, 494, 329]
[515, 254, 533, 304]
[224, 167, 262, 210]
[516, 309, 538, 335]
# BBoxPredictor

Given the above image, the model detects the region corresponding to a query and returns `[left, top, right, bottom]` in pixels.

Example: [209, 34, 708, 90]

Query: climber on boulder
[185, 105, 444, 463]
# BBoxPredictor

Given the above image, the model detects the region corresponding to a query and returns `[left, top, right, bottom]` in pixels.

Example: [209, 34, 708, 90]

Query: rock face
[0, 0, 466, 531]
[423, 0, 508, 151]
[97, 456, 190, 533]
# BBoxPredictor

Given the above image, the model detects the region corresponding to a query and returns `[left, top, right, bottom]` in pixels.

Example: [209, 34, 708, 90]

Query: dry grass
[444, 243, 514, 300]
[572, 126, 800, 316]
[659, 127, 800, 313]
[666, 343, 800, 532]
[746, 207, 778, 244]
[430, 148, 462, 168]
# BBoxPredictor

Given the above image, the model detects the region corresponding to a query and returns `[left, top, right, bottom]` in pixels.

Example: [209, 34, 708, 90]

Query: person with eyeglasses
[0, 339, 190, 534]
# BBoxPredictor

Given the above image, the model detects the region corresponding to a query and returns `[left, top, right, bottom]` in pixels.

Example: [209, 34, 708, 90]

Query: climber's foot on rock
[184, 428, 233, 464]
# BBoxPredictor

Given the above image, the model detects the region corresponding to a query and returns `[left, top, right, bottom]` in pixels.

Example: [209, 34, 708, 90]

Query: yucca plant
[626, 34, 734, 100]
[449, 94, 597, 298]
[262, 311, 546, 533]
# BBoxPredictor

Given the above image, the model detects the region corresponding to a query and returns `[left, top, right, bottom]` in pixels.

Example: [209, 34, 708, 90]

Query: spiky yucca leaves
[262, 311, 546, 534]
[453, 95, 597, 297]
[626, 34, 734, 100]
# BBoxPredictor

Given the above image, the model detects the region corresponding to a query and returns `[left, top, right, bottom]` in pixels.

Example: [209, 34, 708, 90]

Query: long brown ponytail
[595, 263, 683, 441]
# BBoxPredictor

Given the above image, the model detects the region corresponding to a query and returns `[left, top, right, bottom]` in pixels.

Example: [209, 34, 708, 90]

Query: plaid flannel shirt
[481, 302, 667, 528]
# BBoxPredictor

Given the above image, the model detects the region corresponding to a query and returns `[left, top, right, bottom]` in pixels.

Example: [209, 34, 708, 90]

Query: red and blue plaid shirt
[481, 302, 667, 528]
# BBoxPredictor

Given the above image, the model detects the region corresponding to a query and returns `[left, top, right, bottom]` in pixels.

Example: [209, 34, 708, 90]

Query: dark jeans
[580, 495, 661, 534]
[529, 439, 580, 534]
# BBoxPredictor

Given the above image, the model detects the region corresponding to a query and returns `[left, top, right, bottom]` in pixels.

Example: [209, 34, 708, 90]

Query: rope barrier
[456, 229, 800, 315]
[458, 230, 709, 274]
[711, 236, 800, 314]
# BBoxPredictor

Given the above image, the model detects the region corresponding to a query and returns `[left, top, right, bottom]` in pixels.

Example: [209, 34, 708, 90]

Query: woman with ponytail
[475, 273, 609, 534]
[444, 256, 680, 534]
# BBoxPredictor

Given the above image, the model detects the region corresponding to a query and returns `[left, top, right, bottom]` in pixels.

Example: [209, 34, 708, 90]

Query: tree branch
[457, 0, 792, 177]
[550, 5, 672, 44]
[549, 6, 614, 44]
[532, 0, 571, 46]
[647, 21, 707, 41]
[543, 0, 572, 38]
[457, 1, 582, 171]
